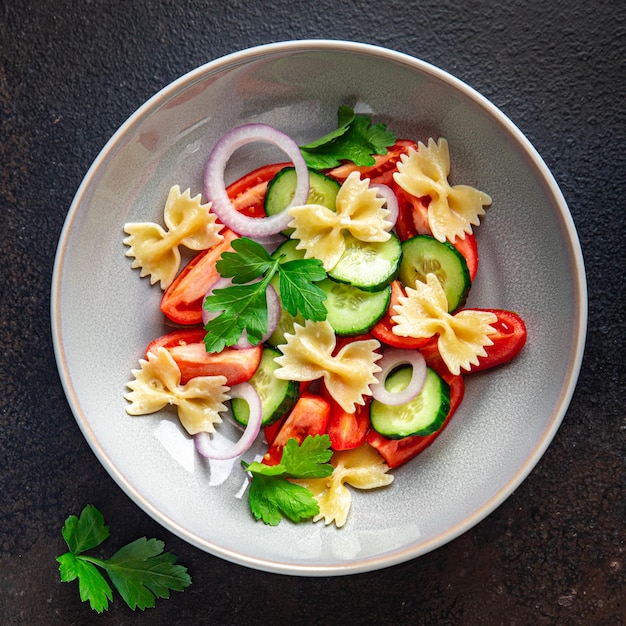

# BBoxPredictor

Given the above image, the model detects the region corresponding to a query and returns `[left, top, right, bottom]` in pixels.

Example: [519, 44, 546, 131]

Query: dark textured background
[1, 1, 624, 624]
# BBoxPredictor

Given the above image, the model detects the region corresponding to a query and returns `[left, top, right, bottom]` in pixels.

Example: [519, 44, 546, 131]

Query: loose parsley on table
[242, 434, 334, 525]
[57, 505, 191, 613]
[203, 236, 327, 353]
[299, 104, 396, 170]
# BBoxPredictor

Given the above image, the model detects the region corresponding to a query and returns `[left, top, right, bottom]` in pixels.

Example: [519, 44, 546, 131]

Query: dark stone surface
[1, 0, 624, 623]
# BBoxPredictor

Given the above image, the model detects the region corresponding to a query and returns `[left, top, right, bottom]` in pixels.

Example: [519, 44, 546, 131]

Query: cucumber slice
[271, 238, 305, 263]
[231, 347, 299, 427]
[329, 232, 401, 292]
[320, 279, 391, 336]
[265, 167, 340, 234]
[399, 235, 471, 312]
[370, 366, 450, 439]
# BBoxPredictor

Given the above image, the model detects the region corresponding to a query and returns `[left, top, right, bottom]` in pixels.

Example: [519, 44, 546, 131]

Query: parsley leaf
[247, 475, 321, 525]
[216, 236, 273, 283]
[300, 105, 396, 169]
[204, 281, 270, 352]
[57, 552, 113, 614]
[57, 505, 191, 613]
[242, 435, 334, 526]
[61, 503, 110, 554]
[203, 237, 327, 352]
[276, 259, 327, 320]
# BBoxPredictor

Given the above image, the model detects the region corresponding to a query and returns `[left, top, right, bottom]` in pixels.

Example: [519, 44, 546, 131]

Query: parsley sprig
[57, 505, 191, 613]
[300, 105, 396, 169]
[242, 435, 334, 525]
[203, 237, 327, 353]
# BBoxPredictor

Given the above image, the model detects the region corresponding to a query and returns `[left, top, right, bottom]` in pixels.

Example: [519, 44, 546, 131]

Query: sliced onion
[194, 382, 262, 460]
[202, 277, 280, 348]
[371, 183, 399, 227]
[371, 349, 427, 406]
[204, 124, 309, 237]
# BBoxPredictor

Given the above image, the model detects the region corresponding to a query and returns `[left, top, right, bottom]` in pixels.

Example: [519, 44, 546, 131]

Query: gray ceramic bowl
[52, 40, 586, 575]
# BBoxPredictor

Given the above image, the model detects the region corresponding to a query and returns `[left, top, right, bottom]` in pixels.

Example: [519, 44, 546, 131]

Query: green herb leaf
[204, 281, 269, 352]
[300, 106, 396, 169]
[203, 237, 327, 352]
[216, 237, 274, 283]
[280, 435, 334, 478]
[277, 259, 327, 320]
[243, 435, 334, 525]
[57, 552, 113, 614]
[102, 538, 192, 611]
[57, 505, 191, 613]
[248, 474, 321, 525]
[61, 504, 110, 555]
[300, 104, 355, 150]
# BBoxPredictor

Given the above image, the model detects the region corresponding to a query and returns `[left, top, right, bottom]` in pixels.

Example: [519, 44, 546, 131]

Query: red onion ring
[202, 277, 280, 348]
[371, 349, 427, 406]
[204, 124, 309, 237]
[371, 183, 399, 226]
[194, 382, 262, 460]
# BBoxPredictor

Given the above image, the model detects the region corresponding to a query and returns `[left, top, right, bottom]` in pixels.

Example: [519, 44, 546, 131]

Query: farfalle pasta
[124, 185, 223, 288]
[393, 138, 491, 243]
[273, 320, 382, 413]
[294, 444, 394, 527]
[392, 273, 498, 375]
[288, 171, 393, 270]
[125, 347, 230, 435]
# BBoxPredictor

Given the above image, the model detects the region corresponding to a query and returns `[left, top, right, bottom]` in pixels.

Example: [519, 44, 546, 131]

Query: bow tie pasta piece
[392, 273, 498, 375]
[288, 171, 393, 271]
[124, 185, 223, 288]
[273, 320, 382, 413]
[125, 347, 230, 435]
[393, 138, 491, 244]
[293, 444, 394, 527]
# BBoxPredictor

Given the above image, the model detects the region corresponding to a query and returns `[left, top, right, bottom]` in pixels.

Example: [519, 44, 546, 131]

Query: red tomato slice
[366, 371, 465, 469]
[451, 233, 479, 282]
[469, 308, 527, 372]
[415, 308, 527, 376]
[145, 328, 206, 351]
[321, 383, 371, 451]
[224, 162, 289, 217]
[370, 281, 430, 349]
[263, 416, 287, 447]
[325, 139, 417, 182]
[393, 182, 432, 242]
[160, 229, 239, 325]
[144, 329, 262, 385]
[263, 392, 330, 465]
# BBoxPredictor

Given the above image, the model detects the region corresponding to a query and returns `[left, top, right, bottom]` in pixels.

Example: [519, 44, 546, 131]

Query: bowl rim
[51, 39, 588, 576]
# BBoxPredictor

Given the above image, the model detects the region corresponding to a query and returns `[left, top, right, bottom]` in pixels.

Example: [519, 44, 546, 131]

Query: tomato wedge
[263, 392, 330, 465]
[417, 308, 527, 374]
[224, 162, 289, 217]
[160, 229, 238, 325]
[144, 329, 262, 385]
[451, 233, 479, 282]
[321, 383, 371, 451]
[370, 281, 430, 349]
[367, 368, 465, 469]
[325, 139, 417, 182]
[469, 308, 527, 372]
[393, 183, 431, 241]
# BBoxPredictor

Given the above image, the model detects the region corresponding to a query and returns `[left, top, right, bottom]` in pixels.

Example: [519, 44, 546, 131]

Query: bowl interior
[52, 41, 586, 575]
